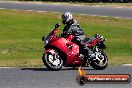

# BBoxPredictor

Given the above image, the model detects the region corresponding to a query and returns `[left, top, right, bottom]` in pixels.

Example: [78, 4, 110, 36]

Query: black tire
[42, 50, 63, 71]
[90, 51, 108, 70]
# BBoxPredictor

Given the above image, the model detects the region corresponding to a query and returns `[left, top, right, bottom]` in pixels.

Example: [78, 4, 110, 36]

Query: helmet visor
[62, 15, 67, 24]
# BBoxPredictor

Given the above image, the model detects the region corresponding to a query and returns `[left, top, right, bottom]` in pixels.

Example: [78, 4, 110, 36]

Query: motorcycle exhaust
[90, 53, 96, 58]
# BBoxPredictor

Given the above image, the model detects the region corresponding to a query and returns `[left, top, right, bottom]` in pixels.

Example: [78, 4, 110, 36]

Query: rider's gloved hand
[61, 32, 70, 37]
[61, 33, 64, 37]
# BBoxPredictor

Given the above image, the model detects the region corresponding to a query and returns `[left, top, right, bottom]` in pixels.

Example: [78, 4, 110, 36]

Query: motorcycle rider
[61, 12, 90, 59]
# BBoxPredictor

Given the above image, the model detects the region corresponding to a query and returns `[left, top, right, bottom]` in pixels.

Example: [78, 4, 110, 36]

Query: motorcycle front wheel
[90, 51, 108, 70]
[42, 50, 63, 71]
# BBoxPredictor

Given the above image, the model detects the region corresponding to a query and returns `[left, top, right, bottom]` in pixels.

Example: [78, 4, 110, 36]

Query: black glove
[61, 32, 71, 37]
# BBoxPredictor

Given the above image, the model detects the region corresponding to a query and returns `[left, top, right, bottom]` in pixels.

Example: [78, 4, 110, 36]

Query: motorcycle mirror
[42, 36, 45, 41]
[55, 23, 60, 29]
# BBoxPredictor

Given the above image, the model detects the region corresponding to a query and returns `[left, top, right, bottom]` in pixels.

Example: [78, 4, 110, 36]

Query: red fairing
[45, 28, 82, 66]
[45, 49, 56, 54]
[66, 35, 74, 41]
[49, 38, 81, 66]
[92, 38, 99, 45]
[86, 38, 99, 47]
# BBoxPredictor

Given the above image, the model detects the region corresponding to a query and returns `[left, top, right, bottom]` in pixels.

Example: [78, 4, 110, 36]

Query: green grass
[0, 9, 132, 67]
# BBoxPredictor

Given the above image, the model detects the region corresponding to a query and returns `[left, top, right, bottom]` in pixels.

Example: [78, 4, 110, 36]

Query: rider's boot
[83, 46, 96, 59]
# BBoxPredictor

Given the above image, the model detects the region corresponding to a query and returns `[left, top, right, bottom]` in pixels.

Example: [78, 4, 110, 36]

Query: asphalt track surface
[0, 1, 132, 18]
[0, 66, 131, 88]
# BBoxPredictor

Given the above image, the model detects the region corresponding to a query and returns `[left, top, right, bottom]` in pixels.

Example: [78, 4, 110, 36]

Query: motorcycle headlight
[45, 35, 53, 45]
[45, 40, 49, 45]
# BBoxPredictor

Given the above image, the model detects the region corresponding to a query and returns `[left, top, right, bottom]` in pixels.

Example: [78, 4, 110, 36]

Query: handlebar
[94, 34, 103, 39]
[55, 23, 60, 29]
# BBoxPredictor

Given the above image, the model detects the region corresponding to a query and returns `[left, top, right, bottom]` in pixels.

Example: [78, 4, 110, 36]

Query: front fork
[87, 46, 99, 63]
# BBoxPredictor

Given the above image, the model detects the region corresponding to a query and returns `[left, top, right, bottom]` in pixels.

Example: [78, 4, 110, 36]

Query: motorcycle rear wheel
[90, 51, 108, 70]
[42, 50, 63, 71]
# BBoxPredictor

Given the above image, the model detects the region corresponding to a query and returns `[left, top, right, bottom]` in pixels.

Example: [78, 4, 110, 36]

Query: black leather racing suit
[61, 20, 88, 51]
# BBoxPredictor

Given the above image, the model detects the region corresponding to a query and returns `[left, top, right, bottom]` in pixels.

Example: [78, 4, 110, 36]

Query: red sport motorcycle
[42, 23, 108, 71]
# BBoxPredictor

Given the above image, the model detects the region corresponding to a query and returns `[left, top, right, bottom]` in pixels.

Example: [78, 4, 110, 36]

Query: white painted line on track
[123, 64, 132, 66]
[26, 10, 35, 12]
[37, 11, 46, 13]
[0, 67, 15, 68]
[0, 8, 6, 9]
[80, 13, 132, 19]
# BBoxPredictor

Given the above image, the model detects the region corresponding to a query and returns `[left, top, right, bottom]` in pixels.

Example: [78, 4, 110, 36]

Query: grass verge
[0, 9, 132, 67]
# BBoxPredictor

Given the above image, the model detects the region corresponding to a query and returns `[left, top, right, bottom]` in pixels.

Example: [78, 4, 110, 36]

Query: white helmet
[62, 12, 73, 25]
